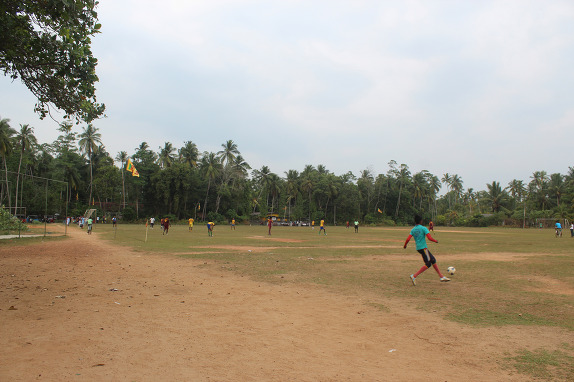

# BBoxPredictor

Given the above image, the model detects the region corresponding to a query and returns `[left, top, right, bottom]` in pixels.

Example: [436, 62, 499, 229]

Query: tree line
[1, 116, 573, 226]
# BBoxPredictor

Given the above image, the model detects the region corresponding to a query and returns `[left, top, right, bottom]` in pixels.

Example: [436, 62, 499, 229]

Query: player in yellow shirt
[207, 221, 215, 237]
[319, 219, 326, 235]
[231, 219, 236, 230]
[188, 217, 194, 231]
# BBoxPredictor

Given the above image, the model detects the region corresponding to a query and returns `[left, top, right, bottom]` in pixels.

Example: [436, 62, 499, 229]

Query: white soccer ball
[447, 266, 456, 275]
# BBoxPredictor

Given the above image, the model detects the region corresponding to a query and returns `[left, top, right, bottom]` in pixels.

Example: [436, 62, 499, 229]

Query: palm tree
[324, 173, 339, 221]
[158, 142, 176, 169]
[284, 169, 299, 220]
[115, 151, 128, 209]
[450, 174, 463, 205]
[441, 173, 452, 208]
[0, 117, 16, 211]
[78, 124, 102, 205]
[394, 164, 411, 218]
[14, 124, 37, 215]
[199, 152, 222, 220]
[485, 181, 508, 212]
[252, 166, 271, 211]
[217, 140, 239, 167]
[529, 171, 549, 210]
[179, 141, 199, 168]
[300, 175, 314, 223]
[548, 173, 564, 206]
[267, 173, 282, 213]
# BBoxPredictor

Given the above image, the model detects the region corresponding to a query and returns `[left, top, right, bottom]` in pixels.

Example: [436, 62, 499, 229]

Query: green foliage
[0, 0, 105, 122]
[121, 206, 136, 221]
[0, 207, 28, 232]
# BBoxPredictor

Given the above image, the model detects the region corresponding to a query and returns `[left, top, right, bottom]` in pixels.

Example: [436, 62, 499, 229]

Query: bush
[0, 207, 28, 232]
[121, 207, 136, 221]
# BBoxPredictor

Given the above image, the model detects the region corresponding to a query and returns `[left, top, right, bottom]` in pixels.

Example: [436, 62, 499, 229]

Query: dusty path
[0, 227, 569, 381]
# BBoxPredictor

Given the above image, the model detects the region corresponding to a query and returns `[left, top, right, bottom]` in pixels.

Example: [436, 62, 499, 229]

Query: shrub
[0, 207, 28, 232]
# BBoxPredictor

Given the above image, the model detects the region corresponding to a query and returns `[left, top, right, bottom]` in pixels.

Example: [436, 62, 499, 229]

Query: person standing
[319, 219, 326, 235]
[87, 217, 93, 235]
[188, 217, 194, 231]
[403, 215, 450, 285]
[163, 217, 170, 235]
[346, 221, 350, 229]
[429, 220, 434, 231]
[570, 222, 574, 237]
[354, 220, 359, 233]
[267, 217, 273, 235]
[231, 218, 236, 230]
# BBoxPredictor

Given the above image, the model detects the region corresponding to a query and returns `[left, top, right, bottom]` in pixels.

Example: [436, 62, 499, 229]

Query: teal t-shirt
[410, 224, 429, 250]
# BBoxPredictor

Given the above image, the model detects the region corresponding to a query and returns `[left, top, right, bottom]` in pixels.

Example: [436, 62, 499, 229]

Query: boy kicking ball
[404, 215, 450, 285]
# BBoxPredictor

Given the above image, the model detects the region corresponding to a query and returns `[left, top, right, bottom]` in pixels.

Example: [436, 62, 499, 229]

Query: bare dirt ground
[0, 227, 570, 381]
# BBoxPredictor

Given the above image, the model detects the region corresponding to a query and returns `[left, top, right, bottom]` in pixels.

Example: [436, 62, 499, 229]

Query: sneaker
[440, 276, 451, 282]
[410, 274, 416, 286]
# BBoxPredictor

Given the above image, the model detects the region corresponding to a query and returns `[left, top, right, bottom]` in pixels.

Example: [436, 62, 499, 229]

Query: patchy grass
[502, 346, 574, 381]
[95, 224, 574, 331]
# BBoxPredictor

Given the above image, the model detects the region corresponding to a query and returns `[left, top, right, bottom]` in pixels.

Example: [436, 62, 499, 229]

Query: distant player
[429, 220, 434, 231]
[231, 219, 236, 230]
[346, 221, 349, 229]
[555, 220, 562, 237]
[311, 220, 315, 230]
[319, 219, 326, 235]
[150, 217, 155, 229]
[87, 217, 93, 234]
[207, 221, 214, 237]
[404, 214, 450, 285]
[188, 217, 194, 231]
[112, 216, 117, 228]
[354, 220, 359, 233]
[163, 217, 170, 235]
[268, 218, 272, 235]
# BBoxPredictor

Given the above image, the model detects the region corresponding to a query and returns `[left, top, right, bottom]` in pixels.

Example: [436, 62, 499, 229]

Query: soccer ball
[447, 266, 456, 275]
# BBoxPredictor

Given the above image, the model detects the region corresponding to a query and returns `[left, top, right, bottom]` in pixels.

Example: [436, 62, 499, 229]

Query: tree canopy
[1, 114, 574, 227]
[0, 0, 105, 122]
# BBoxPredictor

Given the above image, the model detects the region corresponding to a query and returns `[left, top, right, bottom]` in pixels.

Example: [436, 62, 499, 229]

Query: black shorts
[417, 248, 436, 268]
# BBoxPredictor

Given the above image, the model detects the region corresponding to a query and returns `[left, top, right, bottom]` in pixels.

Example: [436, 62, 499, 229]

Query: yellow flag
[126, 159, 140, 177]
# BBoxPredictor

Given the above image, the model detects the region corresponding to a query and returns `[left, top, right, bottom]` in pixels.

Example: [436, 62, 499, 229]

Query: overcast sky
[1, 0, 573, 192]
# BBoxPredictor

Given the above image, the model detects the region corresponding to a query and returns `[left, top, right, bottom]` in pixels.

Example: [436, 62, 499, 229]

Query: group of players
[145, 213, 450, 285]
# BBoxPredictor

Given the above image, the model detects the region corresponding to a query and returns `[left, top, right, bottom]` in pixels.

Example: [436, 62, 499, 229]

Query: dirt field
[0, 226, 569, 381]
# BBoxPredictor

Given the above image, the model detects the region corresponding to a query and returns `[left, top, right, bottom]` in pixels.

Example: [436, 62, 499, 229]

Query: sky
[1, 0, 574, 193]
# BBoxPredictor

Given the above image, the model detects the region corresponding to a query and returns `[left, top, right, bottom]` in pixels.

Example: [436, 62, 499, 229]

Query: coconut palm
[548, 173, 564, 206]
[179, 141, 199, 168]
[450, 174, 464, 204]
[78, 124, 102, 205]
[199, 152, 222, 219]
[217, 140, 239, 167]
[0, 117, 16, 210]
[485, 181, 509, 212]
[284, 169, 299, 220]
[529, 171, 549, 210]
[394, 164, 411, 218]
[441, 173, 452, 208]
[14, 124, 37, 215]
[158, 142, 176, 169]
[115, 151, 128, 209]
